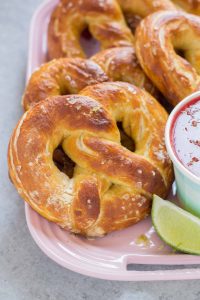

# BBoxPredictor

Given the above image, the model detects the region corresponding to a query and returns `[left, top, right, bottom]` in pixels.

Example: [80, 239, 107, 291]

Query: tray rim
[25, 204, 200, 281]
[24, 0, 200, 281]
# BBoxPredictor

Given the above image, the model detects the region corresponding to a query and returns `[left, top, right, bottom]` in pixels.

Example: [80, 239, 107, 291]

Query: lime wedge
[152, 195, 200, 255]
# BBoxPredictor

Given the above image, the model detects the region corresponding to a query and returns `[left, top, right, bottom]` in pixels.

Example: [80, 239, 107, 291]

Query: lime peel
[152, 195, 200, 255]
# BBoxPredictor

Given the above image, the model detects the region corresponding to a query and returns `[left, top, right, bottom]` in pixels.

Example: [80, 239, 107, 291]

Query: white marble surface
[1, 0, 200, 299]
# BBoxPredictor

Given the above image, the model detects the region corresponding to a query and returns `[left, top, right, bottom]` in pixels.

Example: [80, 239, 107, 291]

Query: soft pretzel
[117, 0, 178, 32]
[118, 0, 176, 18]
[48, 0, 134, 59]
[23, 48, 158, 110]
[92, 47, 158, 97]
[8, 82, 173, 237]
[117, 0, 177, 31]
[22, 57, 108, 110]
[172, 0, 200, 15]
[135, 11, 200, 106]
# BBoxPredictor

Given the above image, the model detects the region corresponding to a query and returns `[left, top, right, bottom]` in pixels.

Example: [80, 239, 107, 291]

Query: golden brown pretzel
[22, 57, 108, 110]
[23, 48, 158, 110]
[92, 46, 158, 96]
[135, 11, 200, 106]
[48, 0, 134, 59]
[8, 82, 173, 237]
[117, 0, 177, 32]
[118, 0, 176, 18]
[172, 0, 200, 15]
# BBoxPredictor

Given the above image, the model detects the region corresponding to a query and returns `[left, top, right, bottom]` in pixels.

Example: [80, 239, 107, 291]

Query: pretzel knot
[8, 82, 173, 237]
[117, 0, 177, 32]
[48, 0, 134, 59]
[135, 11, 200, 106]
[22, 57, 109, 110]
[172, 0, 200, 15]
[118, 0, 176, 18]
[22, 48, 157, 111]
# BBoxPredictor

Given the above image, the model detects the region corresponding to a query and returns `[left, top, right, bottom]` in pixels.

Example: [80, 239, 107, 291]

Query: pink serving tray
[25, 0, 200, 281]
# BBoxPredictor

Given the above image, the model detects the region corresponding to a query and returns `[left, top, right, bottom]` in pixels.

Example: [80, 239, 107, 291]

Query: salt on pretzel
[135, 11, 200, 106]
[23, 48, 158, 110]
[92, 47, 158, 97]
[22, 57, 108, 110]
[48, 0, 134, 59]
[8, 82, 173, 237]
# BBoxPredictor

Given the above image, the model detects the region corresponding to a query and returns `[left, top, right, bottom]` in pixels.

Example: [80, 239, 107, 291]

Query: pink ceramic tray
[25, 0, 200, 281]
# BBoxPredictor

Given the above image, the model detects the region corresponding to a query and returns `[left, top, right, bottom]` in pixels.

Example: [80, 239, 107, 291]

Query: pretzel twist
[22, 58, 108, 110]
[92, 47, 158, 96]
[135, 11, 200, 106]
[23, 47, 158, 110]
[118, 0, 176, 18]
[48, 0, 134, 59]
[117, 0, 177, 29]
[117, 0, 177, 31]
[8, 82, 173, 236]
[172, 0, 200, 15]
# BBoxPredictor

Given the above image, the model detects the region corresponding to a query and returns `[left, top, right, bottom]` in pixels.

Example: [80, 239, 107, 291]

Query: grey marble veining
[0, 1, 200, 299]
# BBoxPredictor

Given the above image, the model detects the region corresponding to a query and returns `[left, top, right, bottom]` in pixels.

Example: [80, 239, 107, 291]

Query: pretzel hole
[117, 122, 135, 152]
[53, 146, 75, 178]
[175, 48, 185, 59]
[124, 13, 142, 34]
[80, 27, 100, 57]
[157, 94, 174, 113]
[59, 85, 69, 96]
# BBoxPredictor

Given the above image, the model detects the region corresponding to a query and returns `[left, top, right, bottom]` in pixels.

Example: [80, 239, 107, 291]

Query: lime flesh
[152, 195, 200, 255]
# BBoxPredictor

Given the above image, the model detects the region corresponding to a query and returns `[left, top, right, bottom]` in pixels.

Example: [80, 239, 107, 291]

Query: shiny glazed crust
[135, 11, 200, 106]
[22, 58, 108, 110]
[118, 0, 177, 18]
[172, 0, 200, 15]
[48, 0, 134, 59]
[8, 82, 173, 237]
[92, 47, 158, 97]
[23, 48, 158, 111]
[117, 0, 177, 32]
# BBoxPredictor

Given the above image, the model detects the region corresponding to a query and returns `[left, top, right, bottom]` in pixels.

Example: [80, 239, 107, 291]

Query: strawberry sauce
[171, 98, 200, 177]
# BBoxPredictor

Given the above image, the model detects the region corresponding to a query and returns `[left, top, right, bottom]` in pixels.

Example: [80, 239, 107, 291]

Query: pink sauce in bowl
[171, 98, 200, 177]
[166, 92, 200, 217]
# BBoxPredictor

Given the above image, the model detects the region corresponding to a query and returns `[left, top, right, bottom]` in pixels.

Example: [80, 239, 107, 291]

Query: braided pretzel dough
[118, 0, 177, 18]
[23, 48, 158, 110]
[92, 47, 158, 97]
[116, 0, 177, 32]
[22, 58, 108, 110]
[135, 11, 200, 106]
[172, 0, 200, 15]
[8, 82, 173, 236]
[48, 0, 134, 59]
